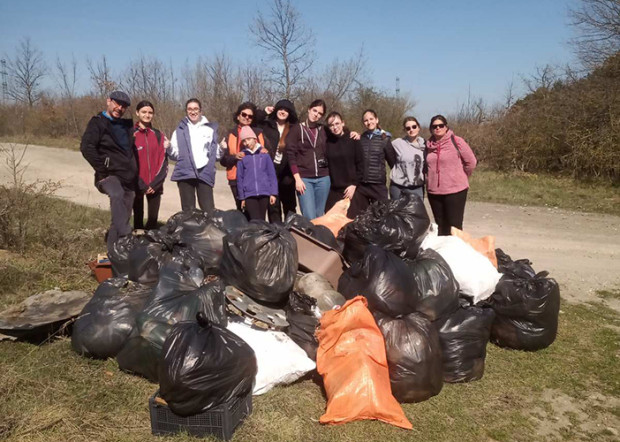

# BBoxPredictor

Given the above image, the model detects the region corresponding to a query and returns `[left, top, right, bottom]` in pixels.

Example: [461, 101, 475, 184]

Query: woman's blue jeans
[298, 176, 331, 220]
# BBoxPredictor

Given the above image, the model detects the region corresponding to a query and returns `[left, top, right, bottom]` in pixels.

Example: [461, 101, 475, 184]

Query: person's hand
[343, 185, 356, 199]
[269, 195, 276, 205]
[349, 131, 361, 141]
[163, 135, 171, 149]
[265, 106, 275, 115]
[235, 152, 245, 160]
[219, 138, 228, 149]
[295, 177, 306, 195]
[146, 186, 155, 195]
[241, 200, 246, 209]
[260, 147, 269, 154]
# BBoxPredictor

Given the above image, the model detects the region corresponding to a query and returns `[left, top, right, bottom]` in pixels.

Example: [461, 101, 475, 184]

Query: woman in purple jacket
[236, 126, 278, 221]
[426, 115, 477, 235]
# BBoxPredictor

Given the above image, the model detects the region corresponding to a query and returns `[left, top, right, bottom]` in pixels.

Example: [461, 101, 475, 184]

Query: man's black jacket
[80, 112, 138, 189]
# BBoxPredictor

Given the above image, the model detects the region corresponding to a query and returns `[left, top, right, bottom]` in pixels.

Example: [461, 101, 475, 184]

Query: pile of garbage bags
[71, 193, 560, 427]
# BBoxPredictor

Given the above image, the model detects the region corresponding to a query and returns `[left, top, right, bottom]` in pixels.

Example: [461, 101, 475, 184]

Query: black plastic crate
[149, 390, 252, 440]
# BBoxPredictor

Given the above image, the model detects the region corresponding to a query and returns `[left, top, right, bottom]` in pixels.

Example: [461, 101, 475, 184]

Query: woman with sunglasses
[286, 99, 330, 220]
[426, 114, 477, 235]
[389, 116, 426, 201]
[348, 109, 396, 218]
[220, 102, 268, 213]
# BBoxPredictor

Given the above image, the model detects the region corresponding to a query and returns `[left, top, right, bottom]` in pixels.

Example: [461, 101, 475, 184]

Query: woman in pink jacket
[426, 115, 477, 235]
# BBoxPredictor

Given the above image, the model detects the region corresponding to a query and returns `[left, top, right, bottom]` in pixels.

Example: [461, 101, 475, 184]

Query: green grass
[0, 300, 618, 441]
[597, 288, 620, 300]
[469, 168, 620, 216]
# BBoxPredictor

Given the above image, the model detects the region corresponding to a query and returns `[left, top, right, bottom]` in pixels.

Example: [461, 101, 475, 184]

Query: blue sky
[0, 0, 579, 124]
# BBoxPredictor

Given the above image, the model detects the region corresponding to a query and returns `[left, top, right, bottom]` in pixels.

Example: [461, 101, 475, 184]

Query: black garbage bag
[342, 193, 430, 263]
[220, 222, 298, 304]
[375, 311, 443, 403]
[284, 213, 339, 250]
[338, 245, 417, 317]
[163, 210, 227, 270]
[108, 235, 139, 276]
[71, 278, 151, 359]
[159, 312, 257, 417]
[285, 292, 319, 360]
[489, 272, 560, 351]
[405, 248, 460, 321]
[116, 261, 227, 382]
[211, 208, 249, 234]
[126, 236, 170, 285]
[495, 248, 536, 279]
[433, 299, 496, 383]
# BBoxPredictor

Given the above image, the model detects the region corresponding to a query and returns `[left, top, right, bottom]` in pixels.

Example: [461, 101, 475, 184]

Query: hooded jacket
[80, 112, 138, 190]
[286, 122, 329, 178]
[133, 124, 168, 192]
[236, 144, 278, 200]
[168, 116, 219, 186]
[425, 129, 477, 195]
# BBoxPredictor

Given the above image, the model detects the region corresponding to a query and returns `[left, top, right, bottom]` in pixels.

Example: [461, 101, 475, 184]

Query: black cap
[109, 90, 131, 106]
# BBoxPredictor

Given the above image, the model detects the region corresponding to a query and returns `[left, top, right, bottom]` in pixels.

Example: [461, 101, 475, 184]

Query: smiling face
[431, 119, 448, 139]
[242, 137, 257, 149]
[276, 108, 290, 123]
[106, 98, 128, 119]
[186, 102, 202, 124]
[237, 107, 254, 126]
[363, 112, 379, 131]
[307, 105, 325, 123]
[327, 115, 345, 136]
[136, 106, 154, 126]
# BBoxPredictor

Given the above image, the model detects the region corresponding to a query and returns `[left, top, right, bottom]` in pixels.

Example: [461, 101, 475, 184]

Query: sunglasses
[405, 124, 418, 131]
[240, 112, 254, 119]
[431, 124, 446, 130]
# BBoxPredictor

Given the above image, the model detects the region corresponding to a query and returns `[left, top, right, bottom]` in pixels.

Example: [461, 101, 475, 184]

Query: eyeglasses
[240, 112, 254, 119]
[112, 100, 128, 109]
[187, 107, 200, 112]
[431, 124, 446, 130]
[405, 124, 418, 131]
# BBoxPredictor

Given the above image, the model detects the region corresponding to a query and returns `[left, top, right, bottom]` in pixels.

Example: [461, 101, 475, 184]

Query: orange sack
[450, 227, 498, 268]
[316, 296, 412, 429]
[312, 199, 353, 238]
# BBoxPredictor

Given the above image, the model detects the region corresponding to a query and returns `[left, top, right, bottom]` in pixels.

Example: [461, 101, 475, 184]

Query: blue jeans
[298, 176, 331, 220]
[389, 183, 424, 202]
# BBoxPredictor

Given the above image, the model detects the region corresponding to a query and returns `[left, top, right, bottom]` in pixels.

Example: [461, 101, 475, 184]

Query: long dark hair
[136, 100, 154, 112]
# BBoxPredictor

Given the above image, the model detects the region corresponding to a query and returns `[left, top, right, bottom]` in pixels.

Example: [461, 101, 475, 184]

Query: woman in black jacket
[348, 109, 396, 218]
[324, 111, 359, 211]
[254, 99, 298, 222]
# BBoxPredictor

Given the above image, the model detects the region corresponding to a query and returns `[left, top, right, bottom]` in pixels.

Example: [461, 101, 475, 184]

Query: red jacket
[133, 124, 168, 192]
[425, 130, 477, 195]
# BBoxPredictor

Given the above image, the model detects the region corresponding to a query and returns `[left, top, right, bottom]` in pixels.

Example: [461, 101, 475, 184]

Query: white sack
[421, 224, 501, 303]
[227, 319, 316, 395]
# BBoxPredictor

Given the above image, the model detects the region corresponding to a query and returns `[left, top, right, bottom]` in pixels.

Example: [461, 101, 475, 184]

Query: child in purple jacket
[237, 126, 278, 221]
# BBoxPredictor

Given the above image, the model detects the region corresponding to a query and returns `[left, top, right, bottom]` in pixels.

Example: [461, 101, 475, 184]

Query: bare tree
[55, 55, 80, 136]
[5, 38, 47, 107]
[321, 48, 366, 103]
[251, 0, 315, 99]
[87, 55, 116, 97]
[570, 0, 620, 68]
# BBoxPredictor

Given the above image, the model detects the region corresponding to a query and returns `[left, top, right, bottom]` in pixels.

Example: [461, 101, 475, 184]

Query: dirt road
[2, 143, 619, 311]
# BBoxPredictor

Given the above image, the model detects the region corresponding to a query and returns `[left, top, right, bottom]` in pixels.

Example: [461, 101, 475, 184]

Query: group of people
[80, 90, 477, 251]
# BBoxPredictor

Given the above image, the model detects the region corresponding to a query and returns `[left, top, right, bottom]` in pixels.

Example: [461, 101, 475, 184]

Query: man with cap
[81, 90, 138, 251]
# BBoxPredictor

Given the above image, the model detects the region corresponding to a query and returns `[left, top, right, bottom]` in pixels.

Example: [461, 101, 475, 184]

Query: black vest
[360, 135, 388, 184]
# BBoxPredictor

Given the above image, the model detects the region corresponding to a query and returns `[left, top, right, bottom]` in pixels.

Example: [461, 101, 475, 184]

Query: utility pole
[0, 59, 8, 101]
[395, 77, 400, 96]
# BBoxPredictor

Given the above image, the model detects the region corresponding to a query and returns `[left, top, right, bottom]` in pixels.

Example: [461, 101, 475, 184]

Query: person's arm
[384, 138, 397, 169]
[80, 118, 105, 174]
[266, 154, 279, 197]
[149, 134, 169, 191]
[455, 136, 477, 176]
[219, 133, 241, 168]
[355, 141, 364, 184]
[167, 130, 179, 161]
[285, 124, 306, 194]
[236, 159, 245, 200]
